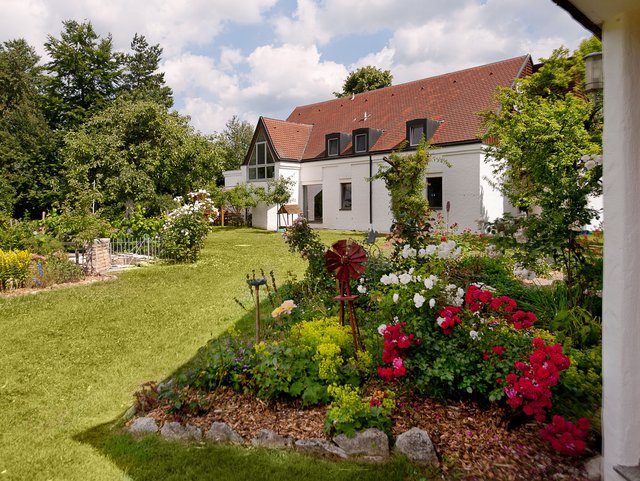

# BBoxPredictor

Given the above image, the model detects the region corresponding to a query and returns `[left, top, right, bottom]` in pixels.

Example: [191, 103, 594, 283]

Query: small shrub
[160, 190, 218, 263]
[0, 249, 31, 290]
[193, 335, 256, 392]
[324, 384, 395, 437]
[553, 345, 602, 433]
[36, 252, 83, 286]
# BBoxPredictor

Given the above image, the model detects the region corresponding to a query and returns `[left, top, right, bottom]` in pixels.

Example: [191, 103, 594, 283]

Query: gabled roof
[262, 118, 313, 161]
[253, 55, 532, 163]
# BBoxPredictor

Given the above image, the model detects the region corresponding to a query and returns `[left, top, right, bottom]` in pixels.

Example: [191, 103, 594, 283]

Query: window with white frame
[248, 141, 275, 180]
[327, 137, 339, 156]
[340, 182, 352, 210]
[354, 133, 368, 153]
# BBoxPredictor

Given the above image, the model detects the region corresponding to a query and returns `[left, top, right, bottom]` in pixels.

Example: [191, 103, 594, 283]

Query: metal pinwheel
[325, 239, 367, 352]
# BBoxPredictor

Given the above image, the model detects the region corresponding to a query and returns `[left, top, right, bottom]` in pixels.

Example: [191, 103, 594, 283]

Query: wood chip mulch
[139, 386, 593, 481]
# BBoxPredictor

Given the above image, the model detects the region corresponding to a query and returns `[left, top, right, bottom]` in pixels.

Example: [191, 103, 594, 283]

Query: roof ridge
[262, 116, 314, 128]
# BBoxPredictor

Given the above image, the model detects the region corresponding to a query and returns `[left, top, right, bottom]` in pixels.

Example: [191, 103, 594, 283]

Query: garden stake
[249, 278, 267, 343]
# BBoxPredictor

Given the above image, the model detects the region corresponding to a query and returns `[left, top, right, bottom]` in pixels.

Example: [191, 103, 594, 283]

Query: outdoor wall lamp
[584, 52, 603, 92]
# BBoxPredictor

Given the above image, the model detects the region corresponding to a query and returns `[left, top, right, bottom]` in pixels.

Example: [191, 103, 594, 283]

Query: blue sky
[3, 0, 590, 133]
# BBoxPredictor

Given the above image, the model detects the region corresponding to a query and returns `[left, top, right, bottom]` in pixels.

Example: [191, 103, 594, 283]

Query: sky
[2, 0, 590, 135]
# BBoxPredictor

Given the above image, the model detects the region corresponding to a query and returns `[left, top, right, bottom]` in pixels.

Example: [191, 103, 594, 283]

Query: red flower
[492, 345, 505, 358]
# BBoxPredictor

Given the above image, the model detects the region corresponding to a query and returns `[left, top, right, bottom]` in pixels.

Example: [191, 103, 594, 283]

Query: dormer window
[410, 124, 425, 146]
[248, 141, 275, 180]
[407, 118, 441, 147]
[354, 133, 368, 153]
[327, 137, 339, 156]
[407, 119, 426, 146]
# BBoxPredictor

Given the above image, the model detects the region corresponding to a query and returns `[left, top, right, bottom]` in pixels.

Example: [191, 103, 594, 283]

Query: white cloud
[243, 43, 348, 111]
[163, 54, 239, 98]
[2, 0, 278, 58]
[350, 0, 591, 83]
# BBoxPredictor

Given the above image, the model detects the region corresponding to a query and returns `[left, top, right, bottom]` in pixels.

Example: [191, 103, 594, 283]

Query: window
[409, 124, 425, 146]
[327, 137, 339, 156]
[427, 177, 443, 209]
[354, 133, 368, 153]
[340, 182, 352, 210]
[248, 141, 275, 180]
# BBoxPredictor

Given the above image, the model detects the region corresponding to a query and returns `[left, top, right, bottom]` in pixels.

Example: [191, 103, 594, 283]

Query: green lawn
[0, 227, 412, 481]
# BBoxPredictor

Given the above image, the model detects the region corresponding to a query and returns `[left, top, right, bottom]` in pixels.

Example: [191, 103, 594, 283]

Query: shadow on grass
[76, 422, 419, 481]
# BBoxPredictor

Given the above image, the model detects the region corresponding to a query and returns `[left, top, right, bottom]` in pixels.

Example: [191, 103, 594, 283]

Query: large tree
[334, 66, 393, 98]
[43, 20, 122, 129]
[481, 38, 603, 292]
[62, 98, 223, 218]
[0, 39, 57, 217]
[120, 34, 173, 108]
[218, 115, 253, 173]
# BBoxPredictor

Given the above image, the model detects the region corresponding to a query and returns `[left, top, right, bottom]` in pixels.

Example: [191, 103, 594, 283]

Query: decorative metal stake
[249, 278, 267, 343]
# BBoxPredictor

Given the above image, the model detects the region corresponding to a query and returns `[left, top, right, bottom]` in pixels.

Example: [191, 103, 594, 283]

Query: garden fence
[110, 237, 162, 266]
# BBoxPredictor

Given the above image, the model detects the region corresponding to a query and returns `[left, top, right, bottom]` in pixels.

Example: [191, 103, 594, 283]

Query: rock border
[127, 417, 441, 465]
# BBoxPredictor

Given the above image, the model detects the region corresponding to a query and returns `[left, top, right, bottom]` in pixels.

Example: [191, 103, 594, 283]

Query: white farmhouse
[224, 55, 533, 232]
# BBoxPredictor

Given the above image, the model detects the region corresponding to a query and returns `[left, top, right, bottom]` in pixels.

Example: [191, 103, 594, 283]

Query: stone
[160, 422, 202, 441]
[251, 429, 294, 449]
[128, 416, 158, 435]
[205, 422, 245, 444]
[394, 427, 438, 465]
[584, 455, 602, 481]
[294, 438, 348, 459]
[333, 428, 389, 460]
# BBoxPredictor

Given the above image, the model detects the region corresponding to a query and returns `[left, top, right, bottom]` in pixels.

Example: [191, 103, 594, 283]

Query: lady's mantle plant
[161, 189, 218, 262]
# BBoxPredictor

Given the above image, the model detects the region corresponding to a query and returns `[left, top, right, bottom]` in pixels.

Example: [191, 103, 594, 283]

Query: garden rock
[128, 416, 158, 435]
[394, 427, 438, 465]
[160, 422, 202, 441]
[251, 429, 294, 449]
[584, 455, 602, 481]
[294, 438, 348, 459]
[333, 428, 389, 460]
[205, 422, 245, 444]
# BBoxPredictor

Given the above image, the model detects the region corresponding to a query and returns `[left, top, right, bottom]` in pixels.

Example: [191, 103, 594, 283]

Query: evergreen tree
[43, 20, 122, 129]
[121, 34, 173, 108]
[0, 39, 57, 217]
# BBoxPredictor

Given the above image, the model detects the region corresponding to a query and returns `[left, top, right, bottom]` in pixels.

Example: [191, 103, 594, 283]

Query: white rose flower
[377, 324, 387, 335]
[357, 285, 367, 294]
[393, 293, 399, 303]
[399, 273, 412, 285]
[413, 293, 425, 308]
[470, 330, 479, 340]
[429, 298, 436, 309]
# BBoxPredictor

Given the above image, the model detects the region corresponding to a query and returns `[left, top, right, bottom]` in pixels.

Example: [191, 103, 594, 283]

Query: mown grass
[0, 227, 410, 481]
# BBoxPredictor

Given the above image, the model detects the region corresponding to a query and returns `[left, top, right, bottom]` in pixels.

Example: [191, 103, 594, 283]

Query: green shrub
[252, 340, 329, 405]
[324, 384, 395, 437]
[35, 252, 84, 287]
[0, 249, 32, 290]
[193, 335, 256, 392]
[554, 345, 602, 433]
[160, 191, 217, 263]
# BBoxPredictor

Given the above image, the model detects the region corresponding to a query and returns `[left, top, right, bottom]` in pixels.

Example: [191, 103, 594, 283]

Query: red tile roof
[259, 55, 532, 162]
[261, 117, 313, 161]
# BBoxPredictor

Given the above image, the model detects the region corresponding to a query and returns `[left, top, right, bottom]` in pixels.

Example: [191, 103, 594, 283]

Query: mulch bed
[140, 386, 593, 481]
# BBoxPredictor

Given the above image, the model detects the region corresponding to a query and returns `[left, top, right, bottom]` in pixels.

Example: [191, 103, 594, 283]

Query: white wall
[601, 9, 640, 481]
[225, 144, 496, 233]
[224, 169, 243, 188]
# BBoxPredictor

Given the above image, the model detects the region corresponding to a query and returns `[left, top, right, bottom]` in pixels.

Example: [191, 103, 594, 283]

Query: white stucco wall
[224, 169, 243, 188]
[601, 9, 640, 481]
[224, 143, 503, 233]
